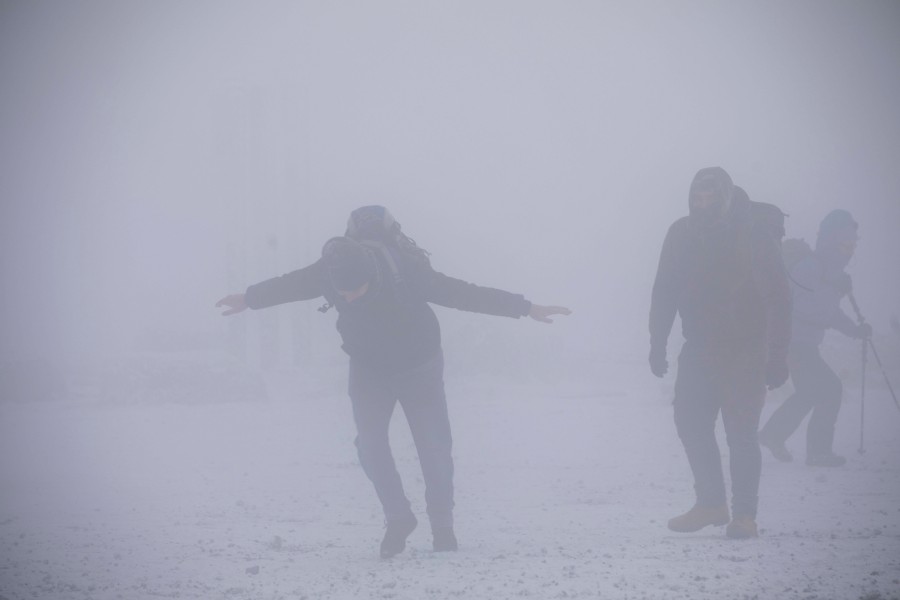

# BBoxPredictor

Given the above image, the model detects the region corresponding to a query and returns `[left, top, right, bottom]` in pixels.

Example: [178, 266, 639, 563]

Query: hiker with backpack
[215, 206, 571, 558]
[759, 210, 871, 467]
[648, 167, 792, 539]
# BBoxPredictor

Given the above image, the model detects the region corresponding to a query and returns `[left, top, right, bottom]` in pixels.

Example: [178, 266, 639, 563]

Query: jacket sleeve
[649, 220, 682, 351]
[244, 260, 328, 310]
[831, 308, 859, 337]
[751, 229, 792, 362]
[418, 265, 532, 318]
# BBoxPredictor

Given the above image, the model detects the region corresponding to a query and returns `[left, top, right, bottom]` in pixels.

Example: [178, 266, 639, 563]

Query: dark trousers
[673, 341, 766, 518]
[759, 343, 842, 456]
[348, 351, 454, 528]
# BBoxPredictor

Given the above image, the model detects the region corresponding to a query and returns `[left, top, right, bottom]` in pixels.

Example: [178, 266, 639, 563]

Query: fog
[1, 2, 900, 598]
[2, 0, 898, 371]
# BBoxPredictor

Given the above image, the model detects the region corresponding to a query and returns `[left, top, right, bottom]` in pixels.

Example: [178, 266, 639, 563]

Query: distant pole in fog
[219, 83, 315, 371]
[219, 85, 269, 367]
[278, 82, 312, 368]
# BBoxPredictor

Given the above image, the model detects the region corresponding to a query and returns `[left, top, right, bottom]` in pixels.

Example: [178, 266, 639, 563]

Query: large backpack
[729, 191, 789, 292]
[781, 237, 815, 292]
[318, 206, 430, 313]
[345, 206, 431, 287]
[746, 197, 787, 242]
[782, 237, 813, 271]
[345, 206, 430, 264]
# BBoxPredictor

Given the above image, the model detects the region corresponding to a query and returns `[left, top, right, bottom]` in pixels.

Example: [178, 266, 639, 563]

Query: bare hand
[528, 304, 571, 324]
[649, 346, 668, 378]
[216, 293, 248, 316]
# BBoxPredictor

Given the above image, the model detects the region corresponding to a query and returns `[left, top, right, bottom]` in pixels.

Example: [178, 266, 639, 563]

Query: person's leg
[348, 360, 413, 523]
[759, 346, 818, 448]
[721, 346, 766, 523]
[804, 350, 844, 461]
[673, 345, 727, 509]
[396, 352, 455, 535]
[669, 344, 730, 532]
[717, 344, 767, 539]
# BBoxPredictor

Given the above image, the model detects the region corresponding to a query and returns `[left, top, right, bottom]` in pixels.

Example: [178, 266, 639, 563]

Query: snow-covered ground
[1, 358, 899, 600]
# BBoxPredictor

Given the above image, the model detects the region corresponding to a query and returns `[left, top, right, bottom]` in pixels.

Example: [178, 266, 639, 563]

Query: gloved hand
[831, 272, 853, 296]
[854, 322, 873, 339]
[649, 346, 668, 378]
[765, 357, 790, 390]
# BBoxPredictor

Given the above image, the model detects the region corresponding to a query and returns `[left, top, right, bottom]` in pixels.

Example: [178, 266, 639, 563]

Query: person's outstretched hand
[216, 293, 248, 316]
[528, 304, 571, 324]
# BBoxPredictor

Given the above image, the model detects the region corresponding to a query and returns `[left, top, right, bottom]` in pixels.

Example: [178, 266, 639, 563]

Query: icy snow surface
[1, 361, 899, 600]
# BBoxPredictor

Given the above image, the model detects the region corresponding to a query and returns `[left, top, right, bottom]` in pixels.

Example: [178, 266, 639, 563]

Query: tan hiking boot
[667, 504, 730, 533]
[725, 515, 758, 539]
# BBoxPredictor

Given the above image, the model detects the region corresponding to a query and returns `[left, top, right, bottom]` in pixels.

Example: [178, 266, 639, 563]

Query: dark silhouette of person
[217, 206, 570, 558]
[759, 209, 871, 467]
[649, 168, 791, 539]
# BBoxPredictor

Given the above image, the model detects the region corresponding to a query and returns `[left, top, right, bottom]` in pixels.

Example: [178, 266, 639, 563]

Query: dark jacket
[649, 189, 792, 361]
[245, 249, 532, 372]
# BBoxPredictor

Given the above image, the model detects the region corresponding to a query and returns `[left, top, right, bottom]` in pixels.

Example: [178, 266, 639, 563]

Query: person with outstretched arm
[217, 206, 571, 558]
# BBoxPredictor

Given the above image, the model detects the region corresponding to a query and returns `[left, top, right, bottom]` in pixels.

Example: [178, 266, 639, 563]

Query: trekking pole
[866, 339, 900, 412]
[859, 337, 867, 453]
[848, 293, 900, 414]
[848, 292, 868, 454]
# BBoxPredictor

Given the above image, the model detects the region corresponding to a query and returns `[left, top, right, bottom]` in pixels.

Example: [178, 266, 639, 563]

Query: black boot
[432, 527, 458, 552]
[380, 515, 417, 559]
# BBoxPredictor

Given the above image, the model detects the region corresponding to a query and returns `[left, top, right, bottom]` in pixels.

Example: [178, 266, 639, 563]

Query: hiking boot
[667, 504, 730, 533]
[759, 434, 793, 462]
[380, 515, 417, 559]
[726, 515, 758, 539]
[432, 527, 458, 552]
[806, 452, 847, 467]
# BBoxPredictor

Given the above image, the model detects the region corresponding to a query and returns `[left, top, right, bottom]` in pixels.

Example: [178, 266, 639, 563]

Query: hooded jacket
[649, 168, 791, 361]
[244, 248, 532, 373]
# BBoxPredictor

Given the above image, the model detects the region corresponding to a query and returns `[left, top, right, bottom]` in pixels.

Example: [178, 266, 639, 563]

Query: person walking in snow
[759, 210, 871, 467]
[648, 167, 792, 539]
[216, 206, 570, 558]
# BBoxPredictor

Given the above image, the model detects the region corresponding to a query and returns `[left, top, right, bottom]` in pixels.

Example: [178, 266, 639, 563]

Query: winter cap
[321, 237, 376, 292]
[345, 205, 396, 239]
[816, 209, 858, 253]
[818, 209, 858, 240]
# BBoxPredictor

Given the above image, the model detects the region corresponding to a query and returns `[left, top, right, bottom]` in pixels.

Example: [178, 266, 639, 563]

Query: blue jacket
[788, 252, 857, 347]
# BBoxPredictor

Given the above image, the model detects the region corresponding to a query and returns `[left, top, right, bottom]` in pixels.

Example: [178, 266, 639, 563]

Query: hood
[688, 167, 734, 227]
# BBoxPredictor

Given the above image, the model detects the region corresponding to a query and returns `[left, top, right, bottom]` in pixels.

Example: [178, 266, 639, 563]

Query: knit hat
[818, 209, 857, 237]
[816, 209, 858, 249]
[321, 237, 375, 292]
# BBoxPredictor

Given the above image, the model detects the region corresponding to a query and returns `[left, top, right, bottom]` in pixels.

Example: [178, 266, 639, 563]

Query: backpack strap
[358, 239, 406, 291]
